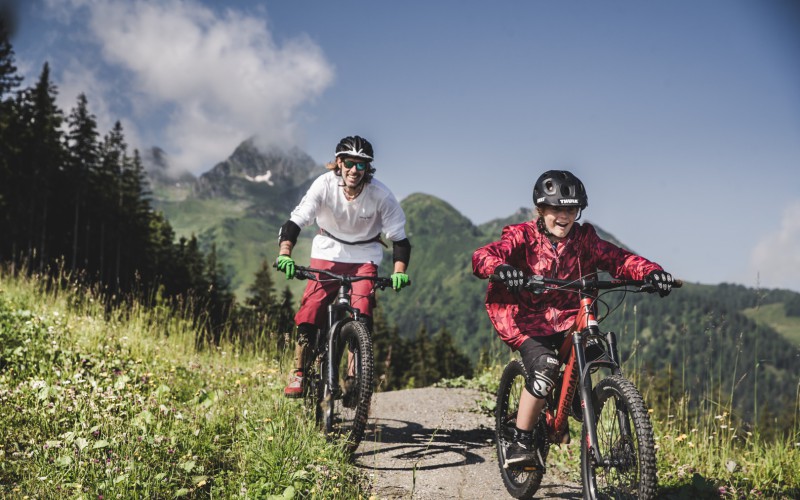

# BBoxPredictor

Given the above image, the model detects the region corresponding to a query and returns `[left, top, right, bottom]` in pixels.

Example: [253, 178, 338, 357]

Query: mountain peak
[193, 138, 324, 199]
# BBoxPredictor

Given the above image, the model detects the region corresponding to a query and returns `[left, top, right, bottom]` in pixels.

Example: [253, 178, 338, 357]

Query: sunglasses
[342, 160, 369, 172]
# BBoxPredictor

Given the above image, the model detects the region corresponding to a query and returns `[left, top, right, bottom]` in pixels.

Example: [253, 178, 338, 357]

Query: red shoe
[284, 371, 303, 398]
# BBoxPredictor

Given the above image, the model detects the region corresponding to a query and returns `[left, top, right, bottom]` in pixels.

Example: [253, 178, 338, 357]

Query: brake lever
[295, 269, 314, 281]
[527, 274, 546, 294]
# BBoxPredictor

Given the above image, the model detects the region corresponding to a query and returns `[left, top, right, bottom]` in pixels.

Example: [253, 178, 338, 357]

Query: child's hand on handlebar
[645, 270, 674, 297]
[390, 272, 410, 291]
[495, 264, 524, 294]
[275, 255, 296, 280]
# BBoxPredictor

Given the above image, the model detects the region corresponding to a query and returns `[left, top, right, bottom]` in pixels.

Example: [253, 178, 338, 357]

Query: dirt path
[355, 387, 582, 499]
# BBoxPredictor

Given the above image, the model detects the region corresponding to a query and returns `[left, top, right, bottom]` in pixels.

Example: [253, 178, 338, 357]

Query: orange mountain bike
[492, 273, 681, 499]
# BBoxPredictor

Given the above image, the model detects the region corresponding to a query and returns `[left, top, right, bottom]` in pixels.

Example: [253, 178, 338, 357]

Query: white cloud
[749, 200, 800, 291]
[45, 0, 334, 174]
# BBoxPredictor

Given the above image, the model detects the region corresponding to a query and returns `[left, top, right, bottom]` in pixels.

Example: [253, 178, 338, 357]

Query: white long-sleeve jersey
[288, 171, 407, 265]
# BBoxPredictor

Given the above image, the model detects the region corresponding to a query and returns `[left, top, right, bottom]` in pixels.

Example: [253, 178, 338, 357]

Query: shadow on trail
[354, 417, 582, 499]
[354, 417, 492, 471]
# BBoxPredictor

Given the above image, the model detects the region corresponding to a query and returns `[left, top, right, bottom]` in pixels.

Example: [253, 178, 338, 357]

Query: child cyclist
[472, 170, 674, 469]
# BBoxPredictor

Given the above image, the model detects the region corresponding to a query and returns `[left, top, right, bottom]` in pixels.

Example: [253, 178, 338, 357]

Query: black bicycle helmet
[533, 170, 588, 209]
[335, 135, 374, 161]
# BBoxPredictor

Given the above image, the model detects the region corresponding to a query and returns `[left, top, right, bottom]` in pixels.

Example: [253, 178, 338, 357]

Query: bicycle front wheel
[495, 359, 548, 499]
[323, 320, 374, 453]
[581, 375, 657, 499]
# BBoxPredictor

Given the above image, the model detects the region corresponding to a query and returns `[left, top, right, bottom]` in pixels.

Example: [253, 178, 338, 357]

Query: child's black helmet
[335, 135, 374, 161]
[533, 170, 588, 209]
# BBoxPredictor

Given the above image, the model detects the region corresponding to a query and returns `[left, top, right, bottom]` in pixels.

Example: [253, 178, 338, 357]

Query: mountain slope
[146, 141, 800, 422]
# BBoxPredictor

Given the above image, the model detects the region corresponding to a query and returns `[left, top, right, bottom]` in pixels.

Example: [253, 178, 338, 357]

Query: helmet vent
[544, 180, 556, 195]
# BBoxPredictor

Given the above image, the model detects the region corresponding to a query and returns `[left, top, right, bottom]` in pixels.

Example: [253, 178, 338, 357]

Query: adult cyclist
[276, 135, 412, 397]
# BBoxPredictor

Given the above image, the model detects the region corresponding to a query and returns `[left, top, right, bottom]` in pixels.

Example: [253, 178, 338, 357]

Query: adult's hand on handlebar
[275, 255, 296, 280]
[494, 264, 524, 294]
[390, 272, 410, 291]
[645, 270, 674, 297]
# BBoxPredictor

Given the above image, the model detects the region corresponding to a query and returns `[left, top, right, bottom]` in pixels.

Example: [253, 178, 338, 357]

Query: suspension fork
[576, 295, 604, 465]
[326, 296, 353, 393]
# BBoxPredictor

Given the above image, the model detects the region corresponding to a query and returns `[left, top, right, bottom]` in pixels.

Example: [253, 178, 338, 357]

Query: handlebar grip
[673, 279, 683, 288]
[295, 269, 315, 281]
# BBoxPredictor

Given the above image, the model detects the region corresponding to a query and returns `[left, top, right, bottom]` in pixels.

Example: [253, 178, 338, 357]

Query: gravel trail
[354, 387, 582, 499]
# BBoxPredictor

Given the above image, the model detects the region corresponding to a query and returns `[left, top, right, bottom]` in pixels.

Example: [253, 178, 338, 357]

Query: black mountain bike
[492, 273, 681, 499]
[292, 265, 396, 453]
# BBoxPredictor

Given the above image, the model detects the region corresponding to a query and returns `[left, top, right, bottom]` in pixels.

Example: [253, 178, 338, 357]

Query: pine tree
[277, 285, 295, 337]
[247, 258, 277, 313]
[0, 19, 22, 254]
[410, 325, 439, 388]
[16, 63, 65, 270]
[432, 327, 473, 380]
[65, 93, 99, 273]
[203, 243, 235, 345]
[0, 15, 22, 99]
[371, 308, 411, 390]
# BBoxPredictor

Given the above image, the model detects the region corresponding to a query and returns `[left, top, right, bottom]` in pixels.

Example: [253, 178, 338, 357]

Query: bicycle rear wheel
[495, 359, 549, 499]
[581, 375, 657, 499]
[323, 320, 374, 453]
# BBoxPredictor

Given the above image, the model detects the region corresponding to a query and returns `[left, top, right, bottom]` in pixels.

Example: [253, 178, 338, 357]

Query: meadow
[0, 271, 364, 498]
[1, 269, 798, 499]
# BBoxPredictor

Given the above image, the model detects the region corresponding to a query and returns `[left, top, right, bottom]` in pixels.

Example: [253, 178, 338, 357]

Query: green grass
[0, 271, 367, 498]
[743, 302, 800, 347]
[444, 358, 800, 499]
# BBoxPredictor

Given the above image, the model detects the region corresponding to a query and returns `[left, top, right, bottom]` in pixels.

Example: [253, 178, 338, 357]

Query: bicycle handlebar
[294, 265, 399, 291]
[489, 273, 683, 294]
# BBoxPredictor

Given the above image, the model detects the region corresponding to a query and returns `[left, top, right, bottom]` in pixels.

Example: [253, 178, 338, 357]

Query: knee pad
[296, 323, 318, 346]
[526, 354, 560, 398]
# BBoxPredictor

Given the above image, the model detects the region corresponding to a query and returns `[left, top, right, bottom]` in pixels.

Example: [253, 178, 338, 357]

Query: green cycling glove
[390, 272, 410, 291]
[275, 255, 296, 279]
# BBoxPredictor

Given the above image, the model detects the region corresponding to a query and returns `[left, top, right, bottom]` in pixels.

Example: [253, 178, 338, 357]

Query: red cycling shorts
[294, 258, 378, 328]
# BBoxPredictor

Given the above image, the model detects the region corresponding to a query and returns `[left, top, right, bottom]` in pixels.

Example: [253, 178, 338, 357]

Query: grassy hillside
[743, 302, 800, 346]
[0, 271, 363, 498]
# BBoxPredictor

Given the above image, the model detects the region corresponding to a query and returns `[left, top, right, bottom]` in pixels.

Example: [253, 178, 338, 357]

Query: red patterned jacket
[472, 220, 663, 350]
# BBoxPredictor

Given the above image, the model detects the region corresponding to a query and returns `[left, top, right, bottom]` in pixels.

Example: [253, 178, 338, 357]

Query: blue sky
[6, 0, 800, 292]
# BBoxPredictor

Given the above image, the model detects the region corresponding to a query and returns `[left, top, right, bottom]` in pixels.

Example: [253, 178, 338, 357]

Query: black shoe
[505, 440, 544, 469]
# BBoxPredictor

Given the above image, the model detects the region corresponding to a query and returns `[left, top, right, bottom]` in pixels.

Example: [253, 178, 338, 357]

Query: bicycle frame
[547, 293, 621, 466]
[322, 280, 364, 397]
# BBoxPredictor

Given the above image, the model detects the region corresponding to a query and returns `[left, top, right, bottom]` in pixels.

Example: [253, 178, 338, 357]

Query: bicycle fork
[549, 296, 605, 465]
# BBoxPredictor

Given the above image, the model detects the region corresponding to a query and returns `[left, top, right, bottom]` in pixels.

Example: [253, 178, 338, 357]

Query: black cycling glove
[495, 264, 524, 294]
[645, 270, 674, 297]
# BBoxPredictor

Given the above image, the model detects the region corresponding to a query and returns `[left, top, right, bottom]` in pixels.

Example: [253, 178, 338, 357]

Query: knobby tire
[581, 375, 657, 500]
[323, 320, 374, 453]
[496, 359, 549, 499]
